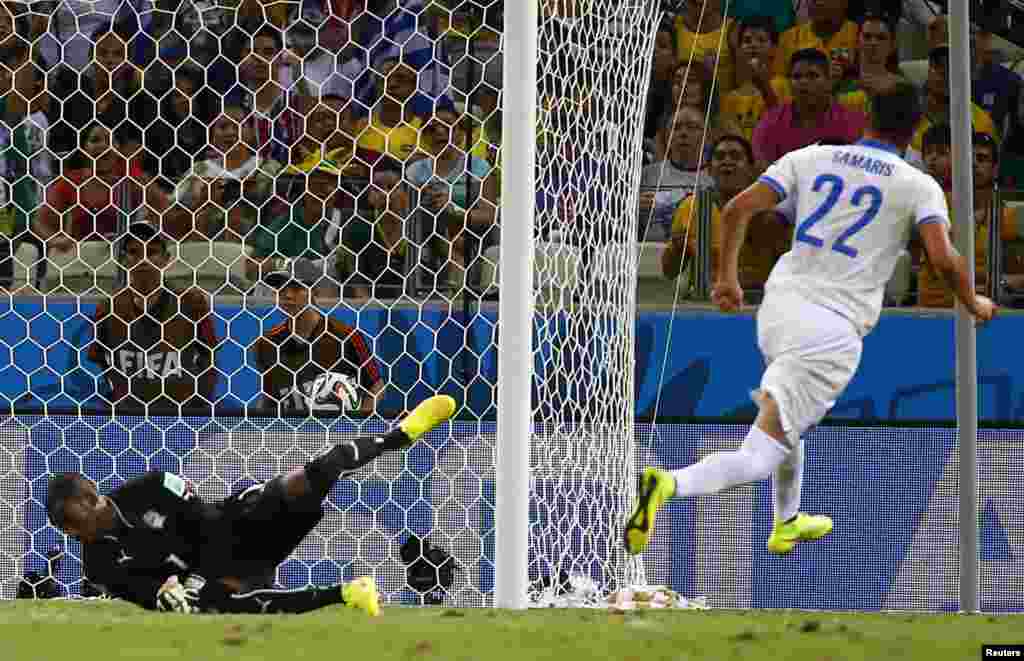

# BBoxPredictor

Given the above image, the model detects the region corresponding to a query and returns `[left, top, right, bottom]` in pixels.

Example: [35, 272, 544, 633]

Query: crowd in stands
[0, 0, 1021, 309]
[0, 0, 502, 300]
[643, 0, 1024, 308]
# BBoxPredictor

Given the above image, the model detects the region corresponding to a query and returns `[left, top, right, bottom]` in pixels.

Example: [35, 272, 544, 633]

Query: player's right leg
[287, 394, 457, 506]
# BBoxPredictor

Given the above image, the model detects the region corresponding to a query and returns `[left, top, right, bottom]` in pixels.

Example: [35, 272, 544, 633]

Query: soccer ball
[309, 371, 361, 411]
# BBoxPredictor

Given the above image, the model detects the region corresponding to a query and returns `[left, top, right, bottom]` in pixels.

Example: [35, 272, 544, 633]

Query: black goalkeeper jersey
[82, 471, 227, 608]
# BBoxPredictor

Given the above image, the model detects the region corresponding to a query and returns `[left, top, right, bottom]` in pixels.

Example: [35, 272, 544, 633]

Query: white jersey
[759, 139, 950, 335]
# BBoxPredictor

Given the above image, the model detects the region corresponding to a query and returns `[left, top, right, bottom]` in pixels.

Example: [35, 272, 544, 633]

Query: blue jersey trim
[758, 175, 787, 200]
[917, 214, 949, 226]
[855, 138, 902, 156]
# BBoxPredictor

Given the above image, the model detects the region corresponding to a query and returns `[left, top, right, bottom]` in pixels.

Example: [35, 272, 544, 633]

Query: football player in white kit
[625, 81, 997, 556]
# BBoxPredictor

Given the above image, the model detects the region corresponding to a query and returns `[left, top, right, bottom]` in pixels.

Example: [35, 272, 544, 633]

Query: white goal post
[494, 0, 537, 610]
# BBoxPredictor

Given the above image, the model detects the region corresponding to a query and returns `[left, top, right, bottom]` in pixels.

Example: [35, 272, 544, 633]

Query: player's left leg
[765, 438, 831, 554]
[195, 575, 380, 615]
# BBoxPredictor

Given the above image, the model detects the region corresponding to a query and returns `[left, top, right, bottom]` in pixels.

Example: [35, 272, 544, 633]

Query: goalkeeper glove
[156, 575, 200, 614]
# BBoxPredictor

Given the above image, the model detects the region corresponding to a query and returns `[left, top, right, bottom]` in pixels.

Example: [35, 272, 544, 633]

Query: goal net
[0, 0, 659, 607]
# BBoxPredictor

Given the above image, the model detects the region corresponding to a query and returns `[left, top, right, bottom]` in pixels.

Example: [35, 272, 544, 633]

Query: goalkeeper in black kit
[45, 395, 456, 615]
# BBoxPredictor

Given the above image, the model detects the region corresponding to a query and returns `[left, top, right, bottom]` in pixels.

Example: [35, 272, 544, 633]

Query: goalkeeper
[45, 394, 456, 615]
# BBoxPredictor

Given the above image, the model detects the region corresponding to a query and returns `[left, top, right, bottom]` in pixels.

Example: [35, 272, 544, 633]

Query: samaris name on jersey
[831, 150, 895, 177]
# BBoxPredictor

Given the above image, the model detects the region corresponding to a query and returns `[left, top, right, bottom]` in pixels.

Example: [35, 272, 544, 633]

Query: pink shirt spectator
[752, 102, 868, 164]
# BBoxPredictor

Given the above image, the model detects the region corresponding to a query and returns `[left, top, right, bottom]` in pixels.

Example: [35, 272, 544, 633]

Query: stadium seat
[479, 242, 693, 305]
[9, 242, 41, 293]
[164, 242, 255, 293]
[899, 59, 929, 89]
[41, 241, 119, 295]
[478, 241, 583, 293]
[637, 243, 663, 279]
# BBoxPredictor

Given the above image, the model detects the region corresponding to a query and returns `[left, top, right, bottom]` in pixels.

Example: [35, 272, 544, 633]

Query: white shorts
[756, 290, 863, 446]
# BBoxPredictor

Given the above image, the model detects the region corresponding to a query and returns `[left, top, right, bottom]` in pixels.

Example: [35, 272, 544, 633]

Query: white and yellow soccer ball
[308, 371, 361, 411]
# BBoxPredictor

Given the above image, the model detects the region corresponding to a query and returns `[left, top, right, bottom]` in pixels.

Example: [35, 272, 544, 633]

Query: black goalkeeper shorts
[211, 477, 325, 581]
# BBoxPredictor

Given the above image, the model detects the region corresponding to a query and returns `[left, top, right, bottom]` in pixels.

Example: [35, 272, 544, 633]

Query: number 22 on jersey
[795, 174, 883, 258]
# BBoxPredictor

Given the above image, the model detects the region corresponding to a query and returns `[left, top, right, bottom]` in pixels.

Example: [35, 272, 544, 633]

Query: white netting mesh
[0, 0, 661, 607]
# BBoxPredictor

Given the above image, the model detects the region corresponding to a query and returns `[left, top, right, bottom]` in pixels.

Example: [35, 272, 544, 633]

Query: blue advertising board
[1, 299, 1021, 422]
[8, 415, 1022, 611]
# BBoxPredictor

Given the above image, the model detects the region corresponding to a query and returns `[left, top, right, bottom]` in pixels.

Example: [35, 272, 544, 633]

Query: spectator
[773, 0, 859, 81]
[674, 0, 736, 94]
[753, 49, 867, 166]
[728, 0, 795, 35]
[470, 83, 501, 167]
[670, 59, 718, 117]
[40, 0, 153, 71]
[337, 165, 410, 299]
[719, 16, 789, 144]
[837, 13, 904, 116]
[172, 105, 283, 241]
[904, 47, 998, 170]
[34, 121, 171, 253]
[973, 23, 1022, 150]
[146, 63, 212, 181]
[918, 132, 1024, 307]
[639, 106, 715, 242]
[927, 13, 948, 51]
[406, 109, 498, 289]
[246, 157, 342, 283]
[650, 62, 718, 163]
[291, 93, 377, 177]
[254, 264, 384, 415]
[0, 41, 51, 287]
[534, 104, 607, 242]
[296, 12, 363, 99]
[86, 221, 220, 413]
[48, 23, 157, 157]
[0, 4, 23, 51]
[355, 58, 428, 165]
[662, 134, 789, 299]
[921, 121, 953, 191]
[644, 21, 678, 147]
[227, 26, 311, 165]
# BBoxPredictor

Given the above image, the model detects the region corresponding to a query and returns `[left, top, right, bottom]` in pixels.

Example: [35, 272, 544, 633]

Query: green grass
[2, 600, 1021, 660]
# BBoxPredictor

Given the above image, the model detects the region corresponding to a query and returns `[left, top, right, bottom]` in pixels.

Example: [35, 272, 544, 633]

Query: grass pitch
[2, 600, 1020, 660]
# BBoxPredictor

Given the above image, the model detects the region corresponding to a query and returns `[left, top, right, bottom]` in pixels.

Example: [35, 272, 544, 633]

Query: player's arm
[85, 300, 111, 369]
[918, 222, 996, 323]
[344, 327, 384, 412]
[915, 176, 997, 323]
[188, 288, 220, 400]
[83, 546, 172, 611]
[715, 181, 781, 310]
[662, 196, 696, 280]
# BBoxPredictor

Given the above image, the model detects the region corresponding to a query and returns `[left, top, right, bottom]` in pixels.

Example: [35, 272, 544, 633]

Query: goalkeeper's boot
[766, 513, 833, 555]
[396, 395, 457, 447]
[623, 467, 676, 555]
[342, 576, 381, 617]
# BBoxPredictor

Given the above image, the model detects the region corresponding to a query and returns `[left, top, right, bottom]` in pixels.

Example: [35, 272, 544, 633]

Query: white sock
[772, 439, 804, 523]
[671, 426, 789, 498]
